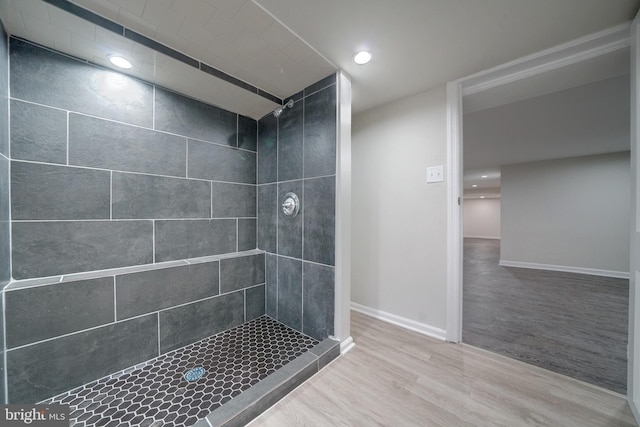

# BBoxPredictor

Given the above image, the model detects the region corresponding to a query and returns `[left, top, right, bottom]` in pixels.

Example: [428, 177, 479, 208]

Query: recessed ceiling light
[480, 196, 485, 199]
[108, 55, 132, 69]
[353, 51, 372, 65]
[472, 184, 478, 188]
[481, 175, 488, 178]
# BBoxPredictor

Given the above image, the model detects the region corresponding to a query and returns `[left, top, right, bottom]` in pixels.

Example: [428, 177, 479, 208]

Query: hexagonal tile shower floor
[42, 315, 319, 426]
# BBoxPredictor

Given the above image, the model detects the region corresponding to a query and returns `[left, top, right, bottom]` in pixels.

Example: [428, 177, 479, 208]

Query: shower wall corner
[257, 72, 339, 343]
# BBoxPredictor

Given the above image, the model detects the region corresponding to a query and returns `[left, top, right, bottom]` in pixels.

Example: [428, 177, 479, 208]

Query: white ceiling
[255, 0, 639, 114]
[462, 70, 631, 196]
[0, 0, 638, 119]
[463, 48, 631, 114]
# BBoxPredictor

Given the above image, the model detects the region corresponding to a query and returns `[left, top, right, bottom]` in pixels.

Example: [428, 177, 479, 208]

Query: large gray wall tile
[5, 277, 115, 348]
[303, 263, 335, 341]
[12, 221, 153, 279]
[0, 155, 9, 287]
[246, 285, 265, 321]
[10, 100, 66, 164]
[10, 38, 153, 127]
[257, 184, 277, 253]
[211, 182, 256, 218]
[154, 219, 236, 262]
[116, 262, 219, 320]
[238, 218, 257, 251]
[258, 114, 277, 184]
[159, 291, 244, 353]
[266, 254, 277, 318]
[303, 86, 336, 178]
[0, 23, 7, 159]
[277, 257, 302, 331]
[220, 253, 265, 293]
[7, 314, 158, 403]
[11, 161, 110, 220]
[278, 181, 303, 259]
[303, 177, 335, 266]
[69, 114, 186, 177]
[112, 172, 210, 219]
[0, 220, 8, 287]
[277, 100, 303, 181]
[238, 115, 257, 151]
[155, 88, 237, 146]
[188, 139, 256, 184]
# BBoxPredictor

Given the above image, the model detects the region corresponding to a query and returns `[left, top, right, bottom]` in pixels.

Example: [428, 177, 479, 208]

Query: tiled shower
[0, 12, 339, 425]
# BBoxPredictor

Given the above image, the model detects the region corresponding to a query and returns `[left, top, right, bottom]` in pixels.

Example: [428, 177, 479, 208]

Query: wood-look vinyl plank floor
[463, 238, 628, 394]
[250, 311, 636, 427]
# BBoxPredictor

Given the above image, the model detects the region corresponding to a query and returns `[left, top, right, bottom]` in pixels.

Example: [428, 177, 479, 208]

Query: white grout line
[11, 158, 258, 186]
[12, 217, 256, 223]
[256, 174, 336, 186]
[244, 289, 247, 322]
[157, 312, 161, 356]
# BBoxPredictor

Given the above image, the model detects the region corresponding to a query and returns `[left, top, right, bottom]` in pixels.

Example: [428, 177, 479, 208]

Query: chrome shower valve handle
[282, 192, 300, 217]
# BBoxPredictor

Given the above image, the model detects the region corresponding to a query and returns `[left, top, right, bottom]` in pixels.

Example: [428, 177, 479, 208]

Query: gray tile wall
[0, 18, 8, 405]
[9, 38, 258, 279]
[5, 251, 265, 403]
[4, 37, 266, 404]
[257, 74, 337, 341]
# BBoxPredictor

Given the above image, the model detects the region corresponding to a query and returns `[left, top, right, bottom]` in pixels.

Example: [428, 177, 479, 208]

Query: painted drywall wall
[501, 152, 630, 275]
[352, 85, 448, 333]
[464, 198, 501, 239]
[463, 75, 630, 170]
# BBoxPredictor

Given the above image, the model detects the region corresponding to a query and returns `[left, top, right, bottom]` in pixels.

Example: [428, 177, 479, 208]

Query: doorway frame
[445, 23, 632, 341]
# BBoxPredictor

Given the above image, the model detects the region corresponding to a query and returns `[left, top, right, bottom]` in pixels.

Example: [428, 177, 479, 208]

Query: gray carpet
[462, 238, 628, 394]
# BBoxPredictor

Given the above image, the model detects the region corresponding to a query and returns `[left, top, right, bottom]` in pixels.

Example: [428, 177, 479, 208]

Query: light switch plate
[427, 165, 444, 183]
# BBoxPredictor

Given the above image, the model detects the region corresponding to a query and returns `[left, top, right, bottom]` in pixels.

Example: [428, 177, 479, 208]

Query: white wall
[501, 152, 630, 275]
[464, 198, 501, 239]
[352, 85, 448, 334]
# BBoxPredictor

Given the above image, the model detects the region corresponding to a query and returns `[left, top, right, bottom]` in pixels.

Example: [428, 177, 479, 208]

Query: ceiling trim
[43, 0, 283, 105]
[462, 22, 631, 96]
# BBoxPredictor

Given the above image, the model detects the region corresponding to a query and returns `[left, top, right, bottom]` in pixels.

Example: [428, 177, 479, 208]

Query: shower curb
[194, 338, 340, 427]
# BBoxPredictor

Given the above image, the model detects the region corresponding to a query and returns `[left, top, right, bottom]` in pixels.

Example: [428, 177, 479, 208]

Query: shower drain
[183, 366, 206, 382]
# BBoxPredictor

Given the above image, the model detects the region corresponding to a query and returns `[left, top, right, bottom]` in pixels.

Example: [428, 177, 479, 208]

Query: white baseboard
[339, 336, 355, 354]
[351, 302, 447, 341]
[498, 260, 629, 279]
[464, 235, 500, 240]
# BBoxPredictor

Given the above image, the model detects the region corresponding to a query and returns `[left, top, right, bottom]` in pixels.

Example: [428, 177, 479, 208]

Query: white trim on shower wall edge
[498, 260, 630, 279]
[351, 302, 447, 341]
[335, 70, 354, 354]
[445, 21, 633, 347]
